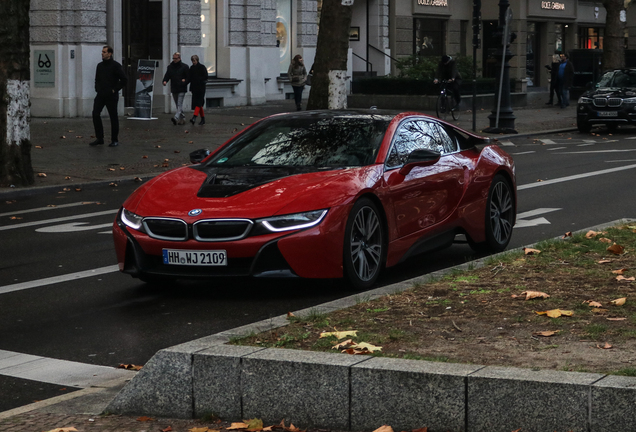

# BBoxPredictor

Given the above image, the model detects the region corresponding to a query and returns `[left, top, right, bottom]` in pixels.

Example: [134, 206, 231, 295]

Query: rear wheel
[451, 99, 461, 121]
[343, 198, 386, 290]
[469, 175, 514, 253]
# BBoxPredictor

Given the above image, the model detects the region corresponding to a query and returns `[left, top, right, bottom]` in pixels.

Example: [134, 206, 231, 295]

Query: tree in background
[0, 0, 33, 187]
[600, 0, 630, 71]
[306, 0, 354, 110]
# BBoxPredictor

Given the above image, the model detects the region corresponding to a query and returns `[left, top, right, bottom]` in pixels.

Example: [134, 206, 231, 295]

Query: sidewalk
[1, 95, 577, 197]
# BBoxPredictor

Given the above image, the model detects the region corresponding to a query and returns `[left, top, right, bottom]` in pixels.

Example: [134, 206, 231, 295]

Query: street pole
[483, 0, 517, 134]
[472, 0, 481, 132]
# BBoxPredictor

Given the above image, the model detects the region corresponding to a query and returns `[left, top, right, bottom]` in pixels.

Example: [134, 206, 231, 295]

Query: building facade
[28, 0, 635, 118]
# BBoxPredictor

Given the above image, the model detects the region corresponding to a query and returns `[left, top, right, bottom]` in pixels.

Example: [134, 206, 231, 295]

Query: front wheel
[577, 119, 592, 133]
[343, 198, 386, 290]
[436, 94, 449, 120]
[469, 175, 514, 253]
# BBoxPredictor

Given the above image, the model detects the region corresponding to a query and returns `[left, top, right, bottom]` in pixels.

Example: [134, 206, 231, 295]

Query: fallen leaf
[533, 330, 560, 337]
[617, 276, 635, 282]
[561, 231, 572, 238]
[137, 416, 154, 422]
[586, 230, 605, 238]
[521, 290, 550, 300]
[142, 155, 148, 158]
[109, 182, 118, 187]
[352, 342, 382, 352]
[227, 423, 249, 430]
[134, 177, 143, 182]
[599, 238, 613, 244]
[320, 330, 358, 339]
[35, 145, 43, 149]
[162, 427, 173, 432]
[60, 135, 66, 139]
[612, 269, 628, 275]
[607, 317, 627, 321]
[107, 168, 115, 171]
[65, 176, 71, 180]
[583, 300, 603, 308]
[162, 162, 170, 167]
[38, 173, 47, 177]
[523, 247, 541, 255]
[119, 167, 125, 170]
[536, 309, 574, 318]
[245, 418, 263, 431]
[75, 188, 81, 192]
[597, 342, 613, 349]
[591, 308, 609, 314]
[156, 145, 162, 148]
[189, 428, 210, 432]
[286, 424, 300, 432]
[332, 339, 354, 350]
[9, 216, 22, 220]
[607, 244, 625, 255]
[598, 259, 612, 264]
[611, 297, 627, 306]
[45, 428, 78, 432]
[118, 363, 143, 370]
[372, 426, 395, 432]
[287, 311, 295, 318]
[411, 428, 428, 432]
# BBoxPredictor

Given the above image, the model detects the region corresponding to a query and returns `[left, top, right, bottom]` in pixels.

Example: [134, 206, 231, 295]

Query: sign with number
[34, 50, 55, 88]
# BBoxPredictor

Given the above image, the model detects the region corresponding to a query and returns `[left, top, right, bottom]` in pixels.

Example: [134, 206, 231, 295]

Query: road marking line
[0, 349, 135, 388]
[518, 163, 636, 190]
[516, 208, 562, 219]
[510, 151, 536, 155]
[577, 143, 596, 147]
[538, 139, 556, 144]
[607, 159, 636, 162]
[0, 202, 97, 218]
[556, 149, 636, 154]
[547, 147, 567, 151]
[0, 265, 119, 295]
[36, 222, 113, 233]
[499, 140, 515, 146]
[625, 136, 636, 139]
[0, 209, 118, 231]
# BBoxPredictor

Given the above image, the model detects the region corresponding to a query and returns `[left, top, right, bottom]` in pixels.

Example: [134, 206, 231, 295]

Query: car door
[383, 119, 465, 239]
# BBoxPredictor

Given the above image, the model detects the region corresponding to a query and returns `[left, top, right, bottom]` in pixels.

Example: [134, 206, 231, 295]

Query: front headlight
[257, 209, 328, 233]
[121, 208, 144, 230]
[623, 97, 636, 103]
[578, 97, 592, 104]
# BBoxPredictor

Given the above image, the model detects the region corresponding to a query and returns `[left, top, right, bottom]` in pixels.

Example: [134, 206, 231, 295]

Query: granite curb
[99, 218, 636, 432]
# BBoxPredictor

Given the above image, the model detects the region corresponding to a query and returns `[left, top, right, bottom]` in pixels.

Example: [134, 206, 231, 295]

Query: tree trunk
[0, 0, 33, 187]
[601, 0, 625, 71]
[306, 0, 353, 110]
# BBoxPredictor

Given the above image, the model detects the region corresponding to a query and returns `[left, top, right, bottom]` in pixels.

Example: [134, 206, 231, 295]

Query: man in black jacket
[163, 52, 190, 125]
[90, 46, 127, 147]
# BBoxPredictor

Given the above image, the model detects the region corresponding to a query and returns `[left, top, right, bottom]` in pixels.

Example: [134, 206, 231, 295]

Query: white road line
[556, 149, 636, 154]
[577, 143, 596, 147]
[36, 222, 114, 233]
[0, 202, 97, 218]
[539, 139, 556, 144]
[518, 163, 636, 190]
[510, 151, 536, 155]
[0, 209, 118, 231]
[499, 140, 514, 146]
[547, 147, 567, 151]
[607, 159, 636, 162]
[516, 208, 562, 219]
[0, 349, 135, 388]
[625, 136, 636, 139]
[0, 265, 119, 295]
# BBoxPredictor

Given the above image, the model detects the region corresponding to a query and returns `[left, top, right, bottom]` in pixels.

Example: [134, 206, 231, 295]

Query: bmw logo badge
[188, 209, 203, 216]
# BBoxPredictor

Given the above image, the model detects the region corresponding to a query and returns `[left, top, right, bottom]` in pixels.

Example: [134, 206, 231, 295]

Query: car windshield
[597, 70, 636, 88]
[206, 115, 391, 168]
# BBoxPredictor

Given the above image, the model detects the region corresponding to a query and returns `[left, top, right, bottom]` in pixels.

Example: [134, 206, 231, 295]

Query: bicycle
[435, 80, 461, 121]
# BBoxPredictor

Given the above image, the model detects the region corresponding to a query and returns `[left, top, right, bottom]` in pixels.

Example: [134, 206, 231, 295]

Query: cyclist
[433, 55, 462, 110]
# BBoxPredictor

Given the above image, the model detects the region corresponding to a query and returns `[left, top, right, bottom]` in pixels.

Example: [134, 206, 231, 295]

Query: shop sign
[541, 1, 565, 10]
[417, 0, 448, 6]
[34, 50, 55, 88]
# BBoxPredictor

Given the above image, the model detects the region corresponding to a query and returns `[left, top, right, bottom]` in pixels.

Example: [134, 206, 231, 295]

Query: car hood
[127, 165, 382, 219]
[583, 87, 636, 98]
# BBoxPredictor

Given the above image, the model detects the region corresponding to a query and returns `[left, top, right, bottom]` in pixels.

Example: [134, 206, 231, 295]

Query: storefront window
[200, 0, 216, 75]
[554, 23, 564, 53]
[414, 19, 444, 58]
[277, 0, 292, 75]
[526, 23, 537, 86]
[579, 27, 604, 50]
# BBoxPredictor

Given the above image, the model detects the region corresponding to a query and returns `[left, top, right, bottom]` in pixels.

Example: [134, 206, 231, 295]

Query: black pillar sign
[130, 60, 157, 120]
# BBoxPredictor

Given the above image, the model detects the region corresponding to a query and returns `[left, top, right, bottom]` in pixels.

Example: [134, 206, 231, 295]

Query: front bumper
[577, 104, 636, 125]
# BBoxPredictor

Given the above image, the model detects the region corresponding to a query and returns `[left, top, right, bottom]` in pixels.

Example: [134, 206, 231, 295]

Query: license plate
[597, 111, 618, 117]
[162, 249, 227, 266]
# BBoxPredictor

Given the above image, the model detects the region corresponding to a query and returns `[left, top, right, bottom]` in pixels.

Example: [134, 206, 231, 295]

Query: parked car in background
[113, 110, 516, 289]
[577, 68, 636, 133]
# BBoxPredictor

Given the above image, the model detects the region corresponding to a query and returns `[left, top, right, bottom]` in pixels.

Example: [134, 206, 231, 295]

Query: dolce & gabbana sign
[528, 0, 574, 18]
[417, 0, 448, 6]
[541, 1, 565, 10]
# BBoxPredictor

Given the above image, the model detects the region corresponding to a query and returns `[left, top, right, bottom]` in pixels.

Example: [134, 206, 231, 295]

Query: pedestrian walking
[90, 46, 127, 147]
[557, 52, 575, 109]
[288, 55, 307, 111]
[188, 55, 208, 125]
[163, 52, 190, 125]
[544, 51, 562, 106]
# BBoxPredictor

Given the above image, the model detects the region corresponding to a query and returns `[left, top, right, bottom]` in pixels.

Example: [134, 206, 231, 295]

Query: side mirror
[398, 149, 441, 176]
[190, 148, 210, 164]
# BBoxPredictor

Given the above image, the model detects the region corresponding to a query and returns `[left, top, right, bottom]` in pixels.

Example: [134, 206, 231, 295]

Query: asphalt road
[1, 128, 635, 411]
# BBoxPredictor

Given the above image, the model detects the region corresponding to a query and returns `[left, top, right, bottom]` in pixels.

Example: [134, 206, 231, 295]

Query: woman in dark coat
[189, 55, 208, 125]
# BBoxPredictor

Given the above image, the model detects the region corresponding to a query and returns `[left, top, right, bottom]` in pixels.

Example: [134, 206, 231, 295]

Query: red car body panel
[113, 111, 515, 282]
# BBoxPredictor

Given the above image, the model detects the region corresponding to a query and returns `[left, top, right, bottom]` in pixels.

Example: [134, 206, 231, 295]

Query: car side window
[386, 120, 452, 167]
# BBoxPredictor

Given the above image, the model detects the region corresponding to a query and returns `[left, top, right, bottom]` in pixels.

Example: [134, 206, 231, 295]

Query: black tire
[451, 100, 461, 121]
[138, 273, 174, 285]
[577, 120, 592, 133]
[469, 175, 514, 253]
[343, 198, 386, 290]
[436, 94, 448, 120]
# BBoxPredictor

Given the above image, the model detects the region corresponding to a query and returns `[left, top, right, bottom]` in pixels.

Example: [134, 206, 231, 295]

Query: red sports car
[113, 110, 516, 289]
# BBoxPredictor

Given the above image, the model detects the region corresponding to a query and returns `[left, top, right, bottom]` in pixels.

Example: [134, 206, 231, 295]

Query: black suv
[577, 69, 636, 133]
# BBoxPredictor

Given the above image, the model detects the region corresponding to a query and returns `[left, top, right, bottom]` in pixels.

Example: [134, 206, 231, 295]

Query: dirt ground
[236, 224, 636, 375]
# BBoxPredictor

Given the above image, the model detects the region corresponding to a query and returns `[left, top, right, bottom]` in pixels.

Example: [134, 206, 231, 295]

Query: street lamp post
[483, 0, 517, 134]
